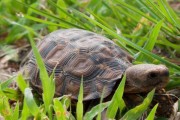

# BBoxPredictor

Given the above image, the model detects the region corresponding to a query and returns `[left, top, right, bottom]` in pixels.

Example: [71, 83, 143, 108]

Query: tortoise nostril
[149, 72, 158, 78]
[163, 70, 169, 77]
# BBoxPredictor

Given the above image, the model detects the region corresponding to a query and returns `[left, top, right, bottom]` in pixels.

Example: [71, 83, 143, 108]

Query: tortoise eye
[149, 72, 158, 78]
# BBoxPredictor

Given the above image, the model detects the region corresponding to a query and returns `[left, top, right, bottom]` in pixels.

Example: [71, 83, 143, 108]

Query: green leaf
[56, 0, 67, 19]
[71, 9, 180, 71]
[156, 0, 180, 29]
[139, 0, 162, 20]
[4, 19, 28, 44]
[145, 20, 163, 51]
[53, 98, 66, 120]
[15, 0, 85, 29]
[24, 14, 68, 28]
[24, 88, 40, 116]
[0, 77, 14, 90]
[55, 95, 71, 110]
[87, 9, 113, 30]
[107, 74, 126, 118]
[114, 0, 173, 34]
[136, 20, 163, 61]
[121, 89, 155, 120]
[16, 73, 28, 93]
[20, 98, 31, 120]
[47, 0, 91, 30]
[84, 102, 111, 120]
[12, 101, 19, 120]
[28, 33, 55, 115]
[0, 92, 12, 119]
[76, 76, 83, 120]
[4, 17, 39, 37]
[96, 87, 106, 120]
[146, 104, 158, 120]
[2, 88, 19, 100]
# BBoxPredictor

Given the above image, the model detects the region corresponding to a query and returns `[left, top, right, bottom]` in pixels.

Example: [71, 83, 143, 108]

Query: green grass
[0, 0, 180, 119]
[76, 76, 84, 120]
[106, 74, 126, 119]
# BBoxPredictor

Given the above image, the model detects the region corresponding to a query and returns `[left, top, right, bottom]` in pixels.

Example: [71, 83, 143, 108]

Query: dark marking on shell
[25, 28, 132, 100]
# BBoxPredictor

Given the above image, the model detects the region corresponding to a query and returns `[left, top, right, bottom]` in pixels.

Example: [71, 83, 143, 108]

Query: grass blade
[28, 33, 55, 115]
[0, 92, 12, 119]
[146, 104, 158, 120]
[136, 20, 163, 61]
[106, 74, 126, 118]
[84, 102, 110, 120]
[121, 89, 155, 120]
[24, 15, 69, 28]
[71, 9, 180, 71]
[144, 20, 163, 51]
[53, 98, 66, 120]
[114, 0, 173, 34]
[139, 0, 163, 20]
[96, 87, 105, 120]
[2, 88, 19, 100]
[16, 73, 28, 93]
[15, 0, 85, 29]
[0, 77, 14, 90]
[4, 17, 39, 37]
[47, 0, 91, 30]
[12, 101, 19, 120]
[20, 99, 31, 120]
[157, 0, 180, 28]
[56, 0, 67, 18]
[24, 88, 40, 116]
[87, 9, 113, 30]
[76, 76, 83, 120]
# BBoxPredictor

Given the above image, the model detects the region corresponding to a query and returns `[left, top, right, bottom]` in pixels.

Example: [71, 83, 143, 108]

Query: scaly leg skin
[123, 94, 144, 108]
[124, 89, 178, 118]
[151, 88, 177, 118]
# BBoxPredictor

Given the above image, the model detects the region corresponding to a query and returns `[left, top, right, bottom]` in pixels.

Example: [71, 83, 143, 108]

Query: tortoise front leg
[151, 88, 177, 118]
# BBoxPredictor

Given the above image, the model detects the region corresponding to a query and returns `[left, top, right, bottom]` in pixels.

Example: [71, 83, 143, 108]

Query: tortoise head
[124, 64, 169, 93]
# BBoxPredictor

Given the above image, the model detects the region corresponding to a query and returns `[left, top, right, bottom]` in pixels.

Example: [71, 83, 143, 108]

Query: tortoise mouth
[148, 76, 169, 89]
[142, 80, 168, 93]
[147, 79, 162, 86]
[124, 77, 169, 94]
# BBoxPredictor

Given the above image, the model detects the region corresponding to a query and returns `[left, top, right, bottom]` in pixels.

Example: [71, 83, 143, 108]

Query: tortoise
[22, 28, 175, 118]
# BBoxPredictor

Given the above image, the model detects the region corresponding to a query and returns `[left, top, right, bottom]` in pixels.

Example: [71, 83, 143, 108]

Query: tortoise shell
[25, 28, 133, 100]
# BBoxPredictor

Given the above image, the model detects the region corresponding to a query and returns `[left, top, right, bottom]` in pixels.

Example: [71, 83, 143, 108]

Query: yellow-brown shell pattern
[26, 28, 133, 100]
